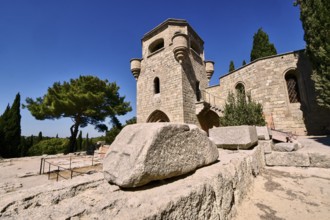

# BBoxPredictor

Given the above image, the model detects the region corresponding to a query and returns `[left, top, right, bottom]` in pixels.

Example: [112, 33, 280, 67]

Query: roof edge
[219, 49, 305, 79]
[142, 18, 204, 44]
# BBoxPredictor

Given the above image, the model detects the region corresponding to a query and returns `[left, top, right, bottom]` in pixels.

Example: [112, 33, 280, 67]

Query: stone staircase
[195, 90, 222, 116]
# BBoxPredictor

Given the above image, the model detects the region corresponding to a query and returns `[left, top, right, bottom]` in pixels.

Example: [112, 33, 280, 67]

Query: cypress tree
[229, 61, 235, 72]
[1, 93, 21, 157]
[296, 0, 330, 109]
[30, 135, 34, 146]
[242, 60, 247, 66]
[77, 130, 83, 151]
[250, 28, 277, 61]
[38, 131, 43, 142]
[0, 106, 10, 157]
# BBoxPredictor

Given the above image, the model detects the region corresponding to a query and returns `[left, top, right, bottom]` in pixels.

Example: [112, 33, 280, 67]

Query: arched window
[235, 83, 245, 95]
[149, 38, 164, 54]
[285, 71, 300, 103]
[154, 77, 160, 94]
[190, 41, 201, 55]
[196, 81, 201, 101]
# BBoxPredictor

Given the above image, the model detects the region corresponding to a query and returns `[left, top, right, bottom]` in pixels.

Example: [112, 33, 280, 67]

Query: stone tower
[131, 19, 219, 131]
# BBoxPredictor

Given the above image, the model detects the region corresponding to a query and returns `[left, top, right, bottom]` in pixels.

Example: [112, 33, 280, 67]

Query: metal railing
[199, 90, 223, 110]
[39, 155, 102, 181]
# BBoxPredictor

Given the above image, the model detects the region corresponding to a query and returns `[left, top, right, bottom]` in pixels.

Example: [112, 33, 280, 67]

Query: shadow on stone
[309, 136, 330, 147]
[119, 159, 221, 191]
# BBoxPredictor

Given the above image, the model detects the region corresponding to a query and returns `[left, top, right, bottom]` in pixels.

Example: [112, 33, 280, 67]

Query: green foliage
[220, 92, 266, 126]
[105, 116, 137, 144]
[28, 138, 69, 156]
[38, 131, 43, 142]
[77, 130, 83, 151]
[0, 93, 21, 158]
[296, 0, 330, 109]
[105, 126, 122, 144]
[229, 60, 235, 72]
[24, 75, 132, 153]
[242, 60, 247, 66]
[250, 28, 277, 61]
[125, 116, 137, 125]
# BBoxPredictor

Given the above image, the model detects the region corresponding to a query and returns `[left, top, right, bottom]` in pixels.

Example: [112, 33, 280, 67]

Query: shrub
[220, 92, 266, 126]
[28, 138, 69, 156]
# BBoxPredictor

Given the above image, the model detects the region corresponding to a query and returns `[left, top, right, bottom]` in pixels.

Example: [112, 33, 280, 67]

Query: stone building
[131, 19, 330, 135]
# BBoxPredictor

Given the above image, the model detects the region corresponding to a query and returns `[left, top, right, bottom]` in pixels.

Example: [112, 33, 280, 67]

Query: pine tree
[296, 0, 330, 109]
[250, 28, 277, 61]
[24, 75, 131, 153]
[229, 61, 235, 72]
[242, 60, 246, 66]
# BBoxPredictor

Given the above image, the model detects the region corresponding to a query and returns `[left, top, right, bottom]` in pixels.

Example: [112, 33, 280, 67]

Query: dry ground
[234, 135, 330, 220]
[233, 166, 330, 220]
[0, 154, 102, 194]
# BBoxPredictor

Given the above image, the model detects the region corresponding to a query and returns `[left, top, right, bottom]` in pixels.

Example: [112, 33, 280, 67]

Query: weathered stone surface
[209, 126, 258, 150]
[103, 123, 219, 188]
[265, 152, 310, 167]
[273, 143, 298, 152]
[271, 130, 288, 142]
[309, 152, 330, 168]
[256, 126, 270, 140]
[0, 146, 264, 220]
[258, 140, 273, 154]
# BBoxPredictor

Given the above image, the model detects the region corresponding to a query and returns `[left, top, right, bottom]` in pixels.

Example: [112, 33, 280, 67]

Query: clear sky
[0, 0, 305, 138]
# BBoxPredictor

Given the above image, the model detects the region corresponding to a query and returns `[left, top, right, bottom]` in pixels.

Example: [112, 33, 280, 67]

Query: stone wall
[207, 51, 330, 135]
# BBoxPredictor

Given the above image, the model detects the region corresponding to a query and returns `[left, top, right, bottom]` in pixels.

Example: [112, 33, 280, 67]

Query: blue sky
[0, 0, 305, 137]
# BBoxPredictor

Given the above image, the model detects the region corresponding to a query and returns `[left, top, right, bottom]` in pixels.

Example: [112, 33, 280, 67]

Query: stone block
[209, 126, 258, 150]
[309, 152, 330, 168]
[256, 126, 270, 140]
[271, 130, 288, 142]
[273, 143, 298, 152]
[103, 123, 219, 188]
[258, 140, 273, 154]
[265, 152, 310, 167]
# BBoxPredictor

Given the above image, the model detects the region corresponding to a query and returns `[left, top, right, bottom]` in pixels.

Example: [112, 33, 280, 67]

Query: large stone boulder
[103, 123, 219, 188]
[209, 126, 258, 150]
